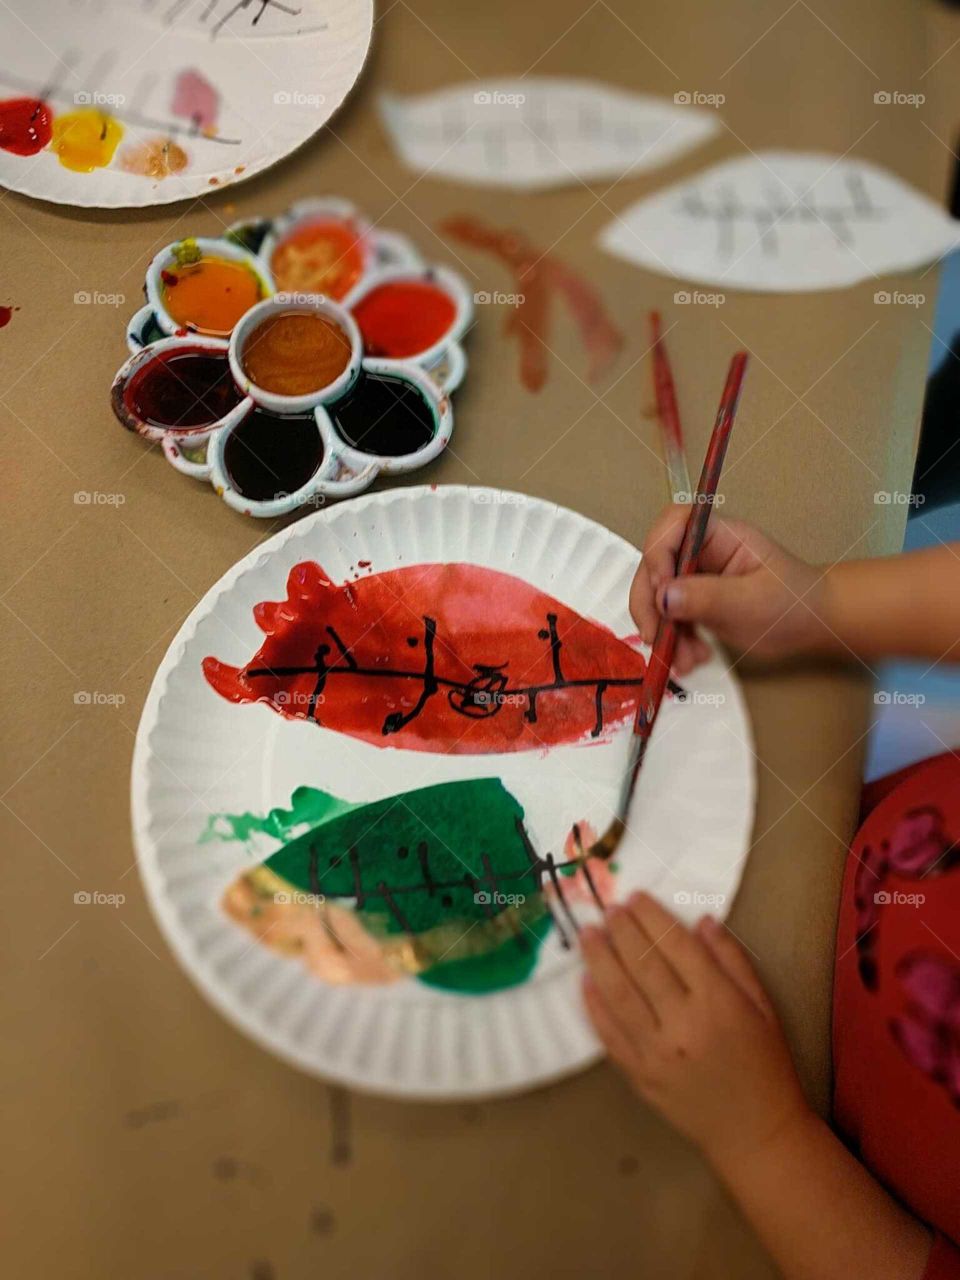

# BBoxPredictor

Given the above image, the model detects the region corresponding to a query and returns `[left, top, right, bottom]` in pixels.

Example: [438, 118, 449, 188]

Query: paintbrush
[649, 311, 692, 502]
[587, 349, 749, 862]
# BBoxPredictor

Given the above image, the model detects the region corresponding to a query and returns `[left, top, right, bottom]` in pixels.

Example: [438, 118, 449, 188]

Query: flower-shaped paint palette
[113, 199, 472, 517]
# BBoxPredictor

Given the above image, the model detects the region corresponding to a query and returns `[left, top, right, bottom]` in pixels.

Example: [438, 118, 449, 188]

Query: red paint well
[352, 280, 456, 358]
[203, 561, 647, 754]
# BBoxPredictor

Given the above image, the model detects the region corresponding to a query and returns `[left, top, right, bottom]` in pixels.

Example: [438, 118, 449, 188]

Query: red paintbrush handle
[634, 351, 748, 739]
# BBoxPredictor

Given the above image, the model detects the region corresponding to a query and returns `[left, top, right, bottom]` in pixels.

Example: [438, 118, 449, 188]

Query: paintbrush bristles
[649, 310, 692, 503]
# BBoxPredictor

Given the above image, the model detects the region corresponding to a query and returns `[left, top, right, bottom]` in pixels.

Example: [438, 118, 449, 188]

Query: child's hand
[630, 506, 830, 673]
[581, 892, 811, 1169]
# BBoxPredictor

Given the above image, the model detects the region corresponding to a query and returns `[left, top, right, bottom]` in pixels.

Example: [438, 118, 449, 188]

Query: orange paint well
[270, 220, 365, 299]
[161, 256, 264, 337]
[242, 312, 352, 396]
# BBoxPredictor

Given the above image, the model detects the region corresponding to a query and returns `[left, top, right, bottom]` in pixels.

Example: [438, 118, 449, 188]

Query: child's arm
[631, 505, 960, 671]
[581, 894, 933, 1280]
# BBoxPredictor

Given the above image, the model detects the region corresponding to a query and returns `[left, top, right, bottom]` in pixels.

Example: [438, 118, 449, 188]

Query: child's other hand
[630, 506, 829, 674]
[581, 892, 810, 1169]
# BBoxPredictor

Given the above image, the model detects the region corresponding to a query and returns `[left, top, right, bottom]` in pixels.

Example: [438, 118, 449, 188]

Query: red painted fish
[203, 561, 647, 754]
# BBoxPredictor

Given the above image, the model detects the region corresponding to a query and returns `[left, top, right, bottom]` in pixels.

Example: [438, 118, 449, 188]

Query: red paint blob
[202, 561, 647, 754]
[0, 97, 53, 156]
[0, 305, 16, 329]
[352, 280, 456, 358]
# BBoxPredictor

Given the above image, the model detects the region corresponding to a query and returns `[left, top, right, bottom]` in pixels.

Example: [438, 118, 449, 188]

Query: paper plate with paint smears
[0, 0, 372, 208]
[132, 486, 756, 1099]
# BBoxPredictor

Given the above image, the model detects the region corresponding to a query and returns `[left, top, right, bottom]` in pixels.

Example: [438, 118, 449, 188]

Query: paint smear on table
[211, 779, 605, 993]
[441, 215, 622, 391]
[172, 69, 220, 135]
[0, 304, 17, 329]
[202, 560, 648, 753]
[120, 137, 189, 179]
[0, 97, 52, 155]
[50, 108, 124, 172]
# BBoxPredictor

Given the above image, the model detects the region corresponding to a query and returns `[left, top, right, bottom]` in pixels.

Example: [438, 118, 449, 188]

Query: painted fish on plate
[202, 560, 649, 753]
[207, 779, 615, 994]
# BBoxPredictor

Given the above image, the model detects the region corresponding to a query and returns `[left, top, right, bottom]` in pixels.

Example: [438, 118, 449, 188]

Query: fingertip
[673, 649, 694, 677]
[691, 636, 712, 664]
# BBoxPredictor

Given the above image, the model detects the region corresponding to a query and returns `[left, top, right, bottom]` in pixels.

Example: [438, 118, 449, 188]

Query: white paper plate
[0, 0, 372, 208]
[132, 486, 756, 1099]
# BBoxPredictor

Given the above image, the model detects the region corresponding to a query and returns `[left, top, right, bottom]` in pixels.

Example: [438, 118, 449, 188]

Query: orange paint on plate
[242, 312, 352, 396]
[119, 137, 189, 179]
[161, 256, 264, 337]
[271, 220, 365, 299]
[51, 109, 124, 172]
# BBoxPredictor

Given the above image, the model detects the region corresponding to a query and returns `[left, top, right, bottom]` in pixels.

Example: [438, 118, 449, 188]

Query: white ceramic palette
[111, 200, 473, 516]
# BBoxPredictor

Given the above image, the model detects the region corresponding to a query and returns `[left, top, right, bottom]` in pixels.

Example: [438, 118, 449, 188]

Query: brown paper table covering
[1, 1, 955, 1275]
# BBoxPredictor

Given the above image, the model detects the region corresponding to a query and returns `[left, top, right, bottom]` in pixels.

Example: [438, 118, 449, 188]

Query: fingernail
[658, 582, 682, 614]
[699, 915, 719, 934]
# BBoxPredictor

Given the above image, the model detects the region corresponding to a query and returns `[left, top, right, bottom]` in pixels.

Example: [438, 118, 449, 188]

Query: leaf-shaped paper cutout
[378, 79, 720, 189]
[600, 151, 960, 291]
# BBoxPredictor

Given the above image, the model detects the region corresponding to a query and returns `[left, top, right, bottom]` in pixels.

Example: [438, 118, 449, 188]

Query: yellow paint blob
[51, 109, 124, 172]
